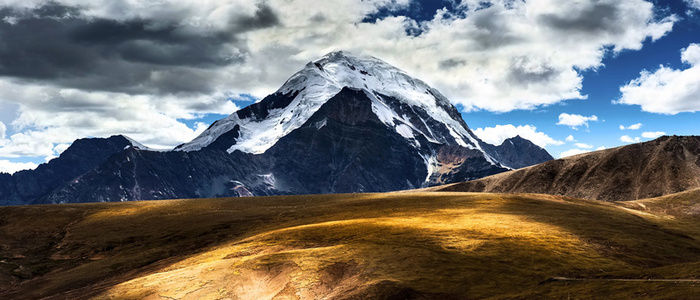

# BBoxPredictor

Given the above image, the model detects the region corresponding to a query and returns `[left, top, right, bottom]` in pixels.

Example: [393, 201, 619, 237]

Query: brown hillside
[438, 136, 700, 201]
[3, 193, 700, 299]
[620, 188, 700, 219]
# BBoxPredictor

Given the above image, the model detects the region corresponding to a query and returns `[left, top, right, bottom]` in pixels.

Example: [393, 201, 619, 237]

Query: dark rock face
[429, 145, 509, 185]
[482, 136, 554, 169]
[266, 88, 428, 194]
[173, 90, 300, 152]
[235, 91, 300, 121]
[0, 135, 133, 206]
[37, 148, 271, 204]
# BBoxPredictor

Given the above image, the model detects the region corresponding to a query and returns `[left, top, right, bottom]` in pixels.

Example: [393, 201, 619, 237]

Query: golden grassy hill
[438, 136, 700, 202]
[2, 192, 700, 299]
[620, 188, 700, 219]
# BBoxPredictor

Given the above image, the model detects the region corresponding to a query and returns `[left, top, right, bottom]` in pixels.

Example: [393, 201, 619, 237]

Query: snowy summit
[176, 51, 489, 159]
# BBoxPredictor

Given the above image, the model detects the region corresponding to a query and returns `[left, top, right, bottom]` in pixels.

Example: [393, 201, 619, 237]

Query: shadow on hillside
[2, 193, 700, 299]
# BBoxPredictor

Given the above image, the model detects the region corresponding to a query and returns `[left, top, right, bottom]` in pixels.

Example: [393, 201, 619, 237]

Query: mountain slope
[7, 51, 552, 204]
[172, 51, 545, 190]
[482, 135, 554, 169]
[36, 147, 273, 204]
[2, 192, 700, 299]
[176, 51, 489, 157]
[439, 136, 700, 202]
[263, 87, 432, 193]
[39, 87, 509, 203]
[0, 135, 137, 206]
[620, 188, 700, 219]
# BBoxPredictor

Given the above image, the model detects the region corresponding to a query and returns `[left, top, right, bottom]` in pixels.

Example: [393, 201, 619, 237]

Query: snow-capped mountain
[178, 52, 487, 153]
[1, 51, 553, 205]
[176, 51, 504, 181]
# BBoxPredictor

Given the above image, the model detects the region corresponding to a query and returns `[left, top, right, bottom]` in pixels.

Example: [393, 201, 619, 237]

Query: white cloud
[0, 0, 678, 161]
[192, 122, 209, 137]
[685, 0, 700, 11]
[472, 124, 563, 148]
[560, 142, 606, 158]
[0, 82, 235, 158]
[565, 135, 576, 142]
[0, 121, 5, 140]
[3, 0, 669, 113]
[620, 135, 641, 143]
[0, 160, 38, 174]
[641, 131, 666, 139]
[560, 148, 590, 158]
[43, 143, 72, 163]
[556, 113, 599, 129]
[617, 43, 700, 114]
[620, 123, 642, 130]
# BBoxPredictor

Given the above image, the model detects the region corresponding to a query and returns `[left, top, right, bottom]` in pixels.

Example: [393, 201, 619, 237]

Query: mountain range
[437, 135, 700, 201]
[0, 51, 552, 205]
[4, 53, 700, 300]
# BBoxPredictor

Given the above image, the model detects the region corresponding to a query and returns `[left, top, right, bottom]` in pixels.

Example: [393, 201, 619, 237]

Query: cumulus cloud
[619, 132, 664, 143]
[617, 43, 700, 114]
[0, 121, 5, 140]
[0, 0, 678, 161]
[642, 131, 666, 139]
[620, 123, 642, 130]
[556, 113, 599, 129]
[0, 81, 237, 159]
[0, 2, 280, 95]
[560, 142, 606, 158]
[620, 135, 641, 143]
[0, 160, 38, 174]
[560, 148, 590, 158]
[565, 135, 576, 142]
[472, 124, 563, 148]
[685, 0, 700, 11]
[368, 0, 675, 112]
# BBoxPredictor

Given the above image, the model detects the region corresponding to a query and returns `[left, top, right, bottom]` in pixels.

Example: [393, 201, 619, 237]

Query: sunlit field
[2, 192, 700, 299]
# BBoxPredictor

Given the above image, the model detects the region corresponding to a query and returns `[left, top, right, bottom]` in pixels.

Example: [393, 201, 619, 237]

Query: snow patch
[177, 51, 495, 166]
[420, 154, 440, 184]
[395, 124, 414, 139]
[314, 118, 327, 130]
[122, 135, 167, 152]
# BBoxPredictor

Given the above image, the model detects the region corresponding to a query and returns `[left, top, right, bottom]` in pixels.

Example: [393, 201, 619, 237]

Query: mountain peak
[316, 50, 355, 63]
[278, 50, 437, 103]
[178, 51, 486, 155]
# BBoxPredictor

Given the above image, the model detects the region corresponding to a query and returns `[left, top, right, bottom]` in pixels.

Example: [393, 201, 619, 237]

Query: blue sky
[0, 0, 698, 172]
[463, 0, 699, 157]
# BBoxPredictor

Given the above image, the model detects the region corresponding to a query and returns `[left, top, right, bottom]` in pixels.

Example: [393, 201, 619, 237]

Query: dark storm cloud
[0, 2, 280, 95]
[230, 3, 280, 32]
[506, 59, 559, 86]
[539, 3, 622, 34]
[438, 58, 466, 70]
[460, 7, 523, 51]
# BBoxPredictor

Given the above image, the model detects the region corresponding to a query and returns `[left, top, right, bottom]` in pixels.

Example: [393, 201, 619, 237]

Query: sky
[0, 0, 698, 173]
